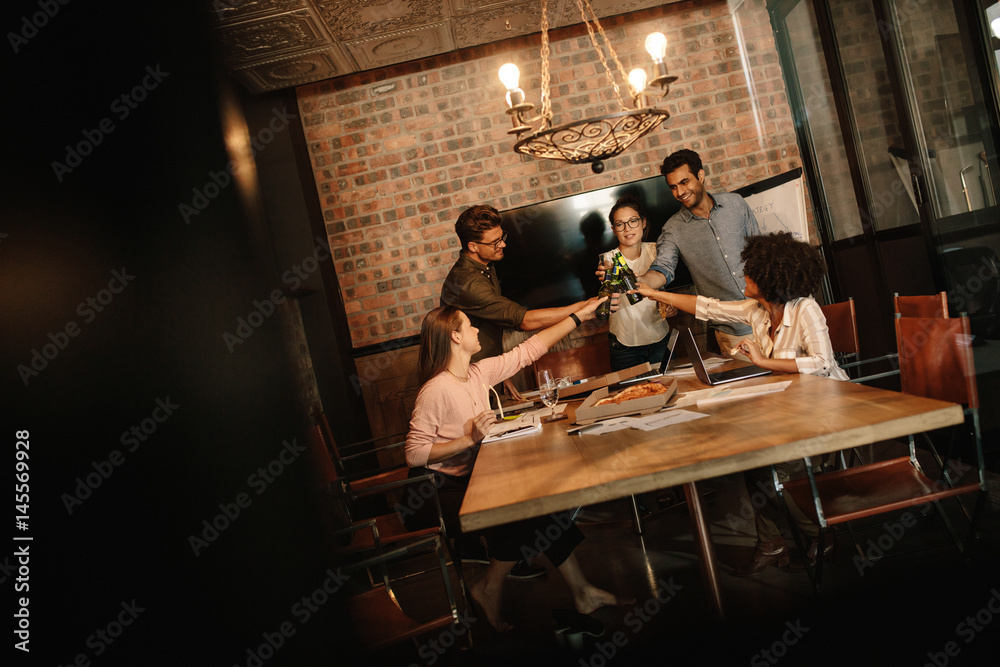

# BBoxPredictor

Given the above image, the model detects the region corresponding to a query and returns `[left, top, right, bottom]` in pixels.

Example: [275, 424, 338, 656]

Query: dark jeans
[609, 332, 670, 372]
[404, 467, 583, 566]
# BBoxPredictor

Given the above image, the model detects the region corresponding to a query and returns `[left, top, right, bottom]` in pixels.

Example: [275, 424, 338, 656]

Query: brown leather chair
[340, 528, 470, 655]
[306, 426, 443, 555]
[893, 291, 949, 318]
[778, 314, 986, 591]
[820, 297, 898, 384]
[316, 411, 408, 491]
[532, 337, 612, 383]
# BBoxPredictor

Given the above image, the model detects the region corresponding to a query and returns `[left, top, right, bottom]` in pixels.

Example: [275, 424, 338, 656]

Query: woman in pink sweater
[406, 300, 630, 631]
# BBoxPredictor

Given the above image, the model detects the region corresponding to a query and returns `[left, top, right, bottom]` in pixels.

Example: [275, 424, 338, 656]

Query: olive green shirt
[441, 254, 527, 361]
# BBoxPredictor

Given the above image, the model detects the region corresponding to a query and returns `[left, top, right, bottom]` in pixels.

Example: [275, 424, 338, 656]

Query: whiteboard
[735, 168, 809, 242]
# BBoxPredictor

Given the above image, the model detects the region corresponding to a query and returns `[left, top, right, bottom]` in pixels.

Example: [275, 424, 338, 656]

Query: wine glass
[536, 369, 566, 423]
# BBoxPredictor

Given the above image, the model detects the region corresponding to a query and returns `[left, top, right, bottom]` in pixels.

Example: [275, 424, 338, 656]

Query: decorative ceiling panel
[211, 0, 311, 24]
[315, 0, 446, 40]
[561, 0, 668, 24]
[452, 1, 543, 49]
[210, 0, 686, 93]
[343, 20, 454, 70]
[216, 8, 333, 63]
[232, 46, 352, 92]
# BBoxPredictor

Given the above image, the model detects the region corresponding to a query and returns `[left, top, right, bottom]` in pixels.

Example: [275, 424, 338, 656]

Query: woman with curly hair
[633, 231, 847, 380]
[632, 231, 846, 575]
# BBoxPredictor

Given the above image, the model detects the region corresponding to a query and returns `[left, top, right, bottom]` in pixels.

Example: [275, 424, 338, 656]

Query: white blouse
[600, 243, 671, 347]
[694, 296, 849, 380]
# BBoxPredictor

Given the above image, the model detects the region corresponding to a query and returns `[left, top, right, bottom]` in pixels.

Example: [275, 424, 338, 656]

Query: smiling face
[665, 164, 708, 211]
[467, 225, 506, 264]
[611, 206, 645, 251]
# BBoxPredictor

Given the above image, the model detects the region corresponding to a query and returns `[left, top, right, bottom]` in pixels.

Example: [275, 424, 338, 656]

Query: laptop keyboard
[709, 365, 767, 382]
[619, 368, 662, 384]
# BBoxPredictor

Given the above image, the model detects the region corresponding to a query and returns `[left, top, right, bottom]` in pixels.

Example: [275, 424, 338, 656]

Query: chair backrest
[895, 315, 978, 409]
[315, 411, 342, 462]
[533, 337, 612, 385]
[894, 291, 949, 318]
[820, 298, 860, 356]
[306, 424, 339, 487]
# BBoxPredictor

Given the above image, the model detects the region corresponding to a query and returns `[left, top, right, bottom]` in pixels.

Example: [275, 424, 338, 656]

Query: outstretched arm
[631, 285, 698, 315]
[531, 296, 607, 348]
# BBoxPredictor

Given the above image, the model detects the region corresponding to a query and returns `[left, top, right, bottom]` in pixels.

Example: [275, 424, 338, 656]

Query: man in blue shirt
[641, 149, 760, 357]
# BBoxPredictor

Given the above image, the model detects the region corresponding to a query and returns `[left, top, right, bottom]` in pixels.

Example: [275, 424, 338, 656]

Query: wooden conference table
[458, 371, 964, 620]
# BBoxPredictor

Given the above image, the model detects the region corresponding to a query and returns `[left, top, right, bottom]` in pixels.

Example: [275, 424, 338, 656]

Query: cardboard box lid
[554, 361, 654, 398]
[575, 378, 678, 424]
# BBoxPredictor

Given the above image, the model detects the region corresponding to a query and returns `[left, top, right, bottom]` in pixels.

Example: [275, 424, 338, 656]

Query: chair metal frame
[820, 297, 899, 385]
[306, 425, 470, 606]
[774, 314, 987, 593]
[336, 523, 469, 655]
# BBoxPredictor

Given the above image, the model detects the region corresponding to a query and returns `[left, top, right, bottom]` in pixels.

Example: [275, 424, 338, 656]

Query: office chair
[776, 314, 987, 592]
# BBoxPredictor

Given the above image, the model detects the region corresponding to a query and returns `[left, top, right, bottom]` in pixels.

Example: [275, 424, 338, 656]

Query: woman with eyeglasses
[599, 195, 673, 371]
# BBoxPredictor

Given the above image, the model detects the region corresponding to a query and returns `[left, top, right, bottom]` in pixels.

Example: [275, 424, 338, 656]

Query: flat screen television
[496, 174, 692, 309]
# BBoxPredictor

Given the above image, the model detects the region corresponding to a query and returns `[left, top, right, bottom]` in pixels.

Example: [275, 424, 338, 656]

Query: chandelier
[498, 0, 677, 173]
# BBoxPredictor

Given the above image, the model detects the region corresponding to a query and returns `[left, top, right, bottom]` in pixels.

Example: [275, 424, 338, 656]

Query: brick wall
[295, 0, 801, 350]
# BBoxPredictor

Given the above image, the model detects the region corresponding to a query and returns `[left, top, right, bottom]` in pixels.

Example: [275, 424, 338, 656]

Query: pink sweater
[405, 336, 547, 477]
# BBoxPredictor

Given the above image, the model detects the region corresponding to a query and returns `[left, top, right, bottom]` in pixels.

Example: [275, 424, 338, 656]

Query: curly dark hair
[659, 148, 703, 179]
[741, 232, 826, 304]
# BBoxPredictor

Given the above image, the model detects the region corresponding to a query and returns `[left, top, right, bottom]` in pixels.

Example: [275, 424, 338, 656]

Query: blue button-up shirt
[648, 192, 759, 335]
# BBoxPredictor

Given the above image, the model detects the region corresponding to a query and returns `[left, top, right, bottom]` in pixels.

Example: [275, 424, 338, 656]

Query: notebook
[677, 327, 771, 386]
[618, 330, 681, 385]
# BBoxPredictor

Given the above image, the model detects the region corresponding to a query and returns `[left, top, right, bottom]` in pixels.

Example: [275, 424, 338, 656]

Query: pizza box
[575, 378, 677, 423]
[550, 361, 654, 399]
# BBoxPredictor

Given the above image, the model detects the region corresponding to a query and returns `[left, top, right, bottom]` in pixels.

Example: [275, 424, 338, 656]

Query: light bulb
[498, 63, 521, 90]
[992, 17, 1000, 40]
[628, 68, 648, 95]
[645, 32, 667, 62]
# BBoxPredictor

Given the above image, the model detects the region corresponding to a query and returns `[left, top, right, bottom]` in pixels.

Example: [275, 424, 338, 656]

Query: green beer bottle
[595, 261, 621, 321]
[613, 250, 643, 305]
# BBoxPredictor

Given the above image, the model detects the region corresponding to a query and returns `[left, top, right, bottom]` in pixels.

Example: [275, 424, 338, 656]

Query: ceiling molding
[210, 0, 686, 94]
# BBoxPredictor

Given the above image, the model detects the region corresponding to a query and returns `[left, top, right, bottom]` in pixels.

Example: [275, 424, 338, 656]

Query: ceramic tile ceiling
[211, 0, 674, 93]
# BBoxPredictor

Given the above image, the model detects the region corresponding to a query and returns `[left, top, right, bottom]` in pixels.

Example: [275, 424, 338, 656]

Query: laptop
[677, 327, 772, 385]
[618, 330, 682, 385]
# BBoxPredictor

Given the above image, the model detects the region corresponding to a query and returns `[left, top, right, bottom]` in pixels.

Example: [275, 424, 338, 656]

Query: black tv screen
[496, 175, 692, 309]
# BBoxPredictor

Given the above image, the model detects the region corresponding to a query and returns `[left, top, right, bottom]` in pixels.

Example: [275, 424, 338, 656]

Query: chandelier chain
[576, 0, 630, 110]
[539, 0, 552, 125]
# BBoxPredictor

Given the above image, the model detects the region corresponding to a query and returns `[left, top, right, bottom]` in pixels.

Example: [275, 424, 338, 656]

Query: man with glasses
[442, 204, 598, 367]
[640, 149, 760, 358]
[438, 203, 598, 579]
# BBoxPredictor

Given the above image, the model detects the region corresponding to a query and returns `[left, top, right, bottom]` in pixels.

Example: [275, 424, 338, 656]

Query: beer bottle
[595, 261, 621, 321]
[613, 250, 644, 305]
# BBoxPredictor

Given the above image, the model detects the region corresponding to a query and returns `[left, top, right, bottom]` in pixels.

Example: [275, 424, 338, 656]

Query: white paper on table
[628, 409, 710, 431]
[572, 417, 635, 435]
[693, 380, 792, 407]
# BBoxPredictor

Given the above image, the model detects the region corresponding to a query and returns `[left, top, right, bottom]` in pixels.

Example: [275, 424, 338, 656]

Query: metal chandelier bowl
[512, 107, 672, 170]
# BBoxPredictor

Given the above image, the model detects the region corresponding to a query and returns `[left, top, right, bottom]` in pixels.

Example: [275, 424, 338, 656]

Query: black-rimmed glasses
[476, 232, 507, 250]
[612, 217, 642, 230]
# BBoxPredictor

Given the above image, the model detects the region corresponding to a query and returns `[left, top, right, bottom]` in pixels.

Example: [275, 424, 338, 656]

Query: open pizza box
[574, 378, 678, 424]
[554, 361, 654, 398]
